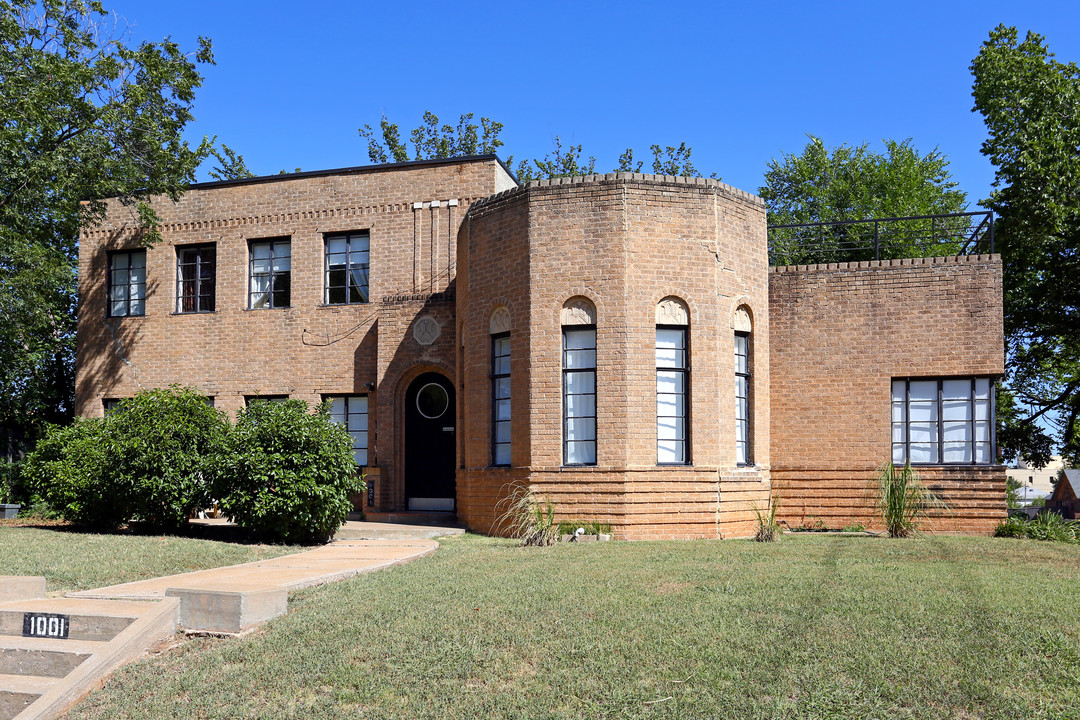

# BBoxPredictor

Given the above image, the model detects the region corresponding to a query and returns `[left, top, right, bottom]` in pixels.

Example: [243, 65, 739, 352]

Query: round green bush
[22, 418, 126, 529]
[215, 399, 363, 543]
[107, 386, 230, 531]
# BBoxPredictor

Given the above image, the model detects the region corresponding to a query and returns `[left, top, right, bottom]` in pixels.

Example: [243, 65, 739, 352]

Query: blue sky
[112, 0, 1080, 205]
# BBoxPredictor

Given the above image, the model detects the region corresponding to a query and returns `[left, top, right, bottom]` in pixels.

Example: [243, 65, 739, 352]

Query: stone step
[0, 609, 132, 642]
[0, 594, 178, 720]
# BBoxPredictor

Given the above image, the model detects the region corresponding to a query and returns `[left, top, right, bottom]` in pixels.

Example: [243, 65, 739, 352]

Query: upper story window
[656, 297, 690, 465]
[249, 239, 291, 309]
[324, 231, 369, 305]
[734, 306, 753, 466]
[176, 244, 216, 313]
[107, 250, 146, 317]
[892, 378, 995, 465]
[562, 297, 597, 466]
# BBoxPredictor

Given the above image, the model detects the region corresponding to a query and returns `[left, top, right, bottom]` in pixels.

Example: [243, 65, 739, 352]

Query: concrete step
[0, 592, 178, 720]
[0, 610, 133, 642]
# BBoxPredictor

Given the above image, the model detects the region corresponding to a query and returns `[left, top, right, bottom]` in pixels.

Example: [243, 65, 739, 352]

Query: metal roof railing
[767, 210, 994, 266]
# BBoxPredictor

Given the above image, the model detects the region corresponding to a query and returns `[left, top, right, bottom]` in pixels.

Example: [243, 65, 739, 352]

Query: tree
[759, 136, 967, 264]
[207, 143, 254, 181]
[0, 0, 215, 447]
[359, 111, 505, 164]
[358, 111, 708, 183]
[972, 26, 1080, 467]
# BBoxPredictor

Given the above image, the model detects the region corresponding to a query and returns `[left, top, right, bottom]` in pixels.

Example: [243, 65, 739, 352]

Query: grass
[62, 533, 1080, 720]
[0, 522, 299, 594]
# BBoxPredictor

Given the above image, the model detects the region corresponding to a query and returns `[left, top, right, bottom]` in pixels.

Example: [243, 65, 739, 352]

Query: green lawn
[0, 523, 298, 594]
[63, 533, 1080, 720]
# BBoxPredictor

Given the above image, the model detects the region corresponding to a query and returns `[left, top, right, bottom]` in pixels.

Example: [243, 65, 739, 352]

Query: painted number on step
[22, 612, 70, 639]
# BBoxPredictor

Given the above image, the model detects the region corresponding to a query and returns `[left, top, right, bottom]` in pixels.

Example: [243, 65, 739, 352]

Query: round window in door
[404, 372, 456, 511]
[416, 382, 449, 419]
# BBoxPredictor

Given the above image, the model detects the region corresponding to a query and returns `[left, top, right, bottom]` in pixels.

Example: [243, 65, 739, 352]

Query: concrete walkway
[70, 538, 439, 602]
[1, 520, 461, 720]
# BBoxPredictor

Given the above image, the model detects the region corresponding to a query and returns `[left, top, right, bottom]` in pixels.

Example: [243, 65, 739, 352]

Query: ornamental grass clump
[876, 461, 946, 538]
[752, 497, 782, 542]
[496, 485, 558, 546]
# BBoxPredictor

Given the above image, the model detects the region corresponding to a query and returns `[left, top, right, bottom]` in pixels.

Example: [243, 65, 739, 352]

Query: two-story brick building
[76, 155, 1006, 538]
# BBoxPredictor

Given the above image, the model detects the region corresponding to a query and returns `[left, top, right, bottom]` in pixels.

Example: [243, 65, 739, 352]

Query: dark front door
[404, 372, 456, 511]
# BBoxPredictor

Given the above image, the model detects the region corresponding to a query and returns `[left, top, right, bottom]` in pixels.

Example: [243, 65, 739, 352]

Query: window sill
[319, 302, 371, 308]
[105, 314, 145, 319]
[170, 310, 218, 316]
[244, 306, 292, 312]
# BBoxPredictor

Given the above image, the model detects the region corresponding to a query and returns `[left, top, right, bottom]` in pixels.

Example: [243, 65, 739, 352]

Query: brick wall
[458, 173, 771, 539]
[76, 157, 512, 511]
[768, 255, 1006, 534]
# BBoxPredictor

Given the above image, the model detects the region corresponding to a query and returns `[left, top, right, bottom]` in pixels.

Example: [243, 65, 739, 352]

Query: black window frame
[735, 331, 752, 466]
[656, 324, 690, 466]
[102, 398, 124, 414]
[323, 231, 370, 305]
[891, 377, 996, 466]
[176, 243, 216, 313]
[323, 394, 369, 466]
[562, 325, 597, 467]
[106, 249, 146, 318]
[491, 332, 511, 467]
[248, 238, 291, 310]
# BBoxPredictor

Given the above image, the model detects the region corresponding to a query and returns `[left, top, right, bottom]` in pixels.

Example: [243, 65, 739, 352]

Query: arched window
[734, 306, 752, 466]
[562, 298, 597, 465]
[490, 307, 511, 466]
[656, 297, 690, 465]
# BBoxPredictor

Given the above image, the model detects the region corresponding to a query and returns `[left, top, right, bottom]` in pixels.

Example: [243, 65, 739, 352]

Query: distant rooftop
[188, 154, 517, 191]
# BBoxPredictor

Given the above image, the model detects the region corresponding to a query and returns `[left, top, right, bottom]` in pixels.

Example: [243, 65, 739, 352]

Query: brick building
[76, 155, 1006, 538]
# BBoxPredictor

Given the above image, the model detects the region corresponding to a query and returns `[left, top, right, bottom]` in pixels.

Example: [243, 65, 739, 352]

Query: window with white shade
[324, 394, 368, 465]
[563, 326, 597, 465]
[657, 327, 689, 464]
[249, 239, 291, 309]
[107, 250, 146, 317]
[891, 378, 994, 464]
[324, 231, 369, 304]
[735, 332, 751, 466]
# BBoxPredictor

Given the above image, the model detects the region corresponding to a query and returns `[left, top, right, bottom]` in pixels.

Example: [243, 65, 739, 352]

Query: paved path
[68, 537, 439, 600]
[2, 520, 460, 720]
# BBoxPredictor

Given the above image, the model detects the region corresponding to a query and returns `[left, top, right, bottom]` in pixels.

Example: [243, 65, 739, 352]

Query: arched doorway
[404, 372, 456, 511]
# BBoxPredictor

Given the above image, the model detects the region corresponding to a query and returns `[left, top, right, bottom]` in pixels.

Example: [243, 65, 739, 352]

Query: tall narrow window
[325, 395, 368, 465]
[657, 327, 689, 464]
[249, 239, 291, 309]
[176, 244, 216, 313]
[324, 231, 369, 304]
[492, 333, 511, 466]
[563, 327, 597, 465]
[108, 250, 146, 317]
[735, 332, 751, 466]
[892, 378, 994, 465]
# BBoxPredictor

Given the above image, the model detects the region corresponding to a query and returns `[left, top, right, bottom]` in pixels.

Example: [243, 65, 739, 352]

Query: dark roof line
[188, 154, 517, 191]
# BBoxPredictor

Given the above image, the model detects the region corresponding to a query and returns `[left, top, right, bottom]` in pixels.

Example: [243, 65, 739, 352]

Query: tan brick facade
[76, 158, 1007, 539]
[768, 256, 1007, 534]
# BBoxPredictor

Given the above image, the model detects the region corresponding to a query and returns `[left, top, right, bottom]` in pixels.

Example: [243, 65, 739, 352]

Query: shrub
[21, 418, 126, 528]
[994, 513, 1080, 543]
[496, 485, 558, 546]
[993, 515, 1028, 538]
[215, 400, 362, 544]
[107, 386, 230, 531]
[876, 462, 946, 538]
